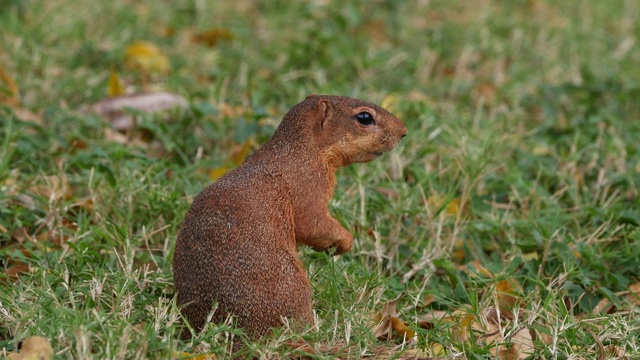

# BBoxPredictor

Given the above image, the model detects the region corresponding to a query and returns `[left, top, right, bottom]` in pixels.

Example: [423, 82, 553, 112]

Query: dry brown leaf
[89, 91, 187, 131]
[459, 260, 492, 277]
[103, 128, 148, 147]
[417, 310, 449, 329]
[10, 227, 30, 243]
[504, 326, 535, 360]
[605, 345, 625, 358]
[423, 294, 436, 307]
[476, 308, 534, 360]
[191, 28, 232, 47]
[496, 278, 523, 318]
[593, 282, 640, 314]
[451, 238, 466, 263]
[125, 41, 170, 74]
[68, 138, 89, 152]
[373, 297, 399, 340]
[472, 82, 497, 105]
[2, 264, 31, 283]
[627, 283, 640, 306]
[420, 309, 475, 342]
[6, 336, 53, 360]
[372, 296, 419, 342]
[12, 108, 42, 124]
[374, 187, 400, 199]
[29, 174, 73, 202]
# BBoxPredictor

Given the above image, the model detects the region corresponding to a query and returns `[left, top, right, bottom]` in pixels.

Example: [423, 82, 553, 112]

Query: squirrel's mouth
[372, 151, 383, 157]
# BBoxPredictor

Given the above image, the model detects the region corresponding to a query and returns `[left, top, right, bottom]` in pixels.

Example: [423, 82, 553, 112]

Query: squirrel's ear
[317, 99, 334, 128]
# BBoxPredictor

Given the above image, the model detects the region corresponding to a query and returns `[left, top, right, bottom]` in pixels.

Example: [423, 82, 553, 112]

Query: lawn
[1, 0, 639, 358]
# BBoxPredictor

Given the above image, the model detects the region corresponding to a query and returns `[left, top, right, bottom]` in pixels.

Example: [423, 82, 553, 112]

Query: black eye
[355, 112, 374, 125]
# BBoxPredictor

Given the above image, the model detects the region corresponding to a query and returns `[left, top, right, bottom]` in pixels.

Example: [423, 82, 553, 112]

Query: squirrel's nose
[399, 125, 408, 139]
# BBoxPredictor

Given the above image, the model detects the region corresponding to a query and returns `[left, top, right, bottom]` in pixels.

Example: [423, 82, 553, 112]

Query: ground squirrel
[173, 95, 407, 339]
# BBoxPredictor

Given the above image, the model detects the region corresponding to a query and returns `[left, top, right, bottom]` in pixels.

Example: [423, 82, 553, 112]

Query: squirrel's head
[294, 95, 407, 167]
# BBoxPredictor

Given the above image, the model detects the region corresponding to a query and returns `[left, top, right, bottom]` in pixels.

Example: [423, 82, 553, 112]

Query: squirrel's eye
[355, 112, 374, 126]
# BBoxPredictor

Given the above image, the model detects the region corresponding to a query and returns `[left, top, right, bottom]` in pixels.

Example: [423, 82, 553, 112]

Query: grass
[1, 0, 640, 358]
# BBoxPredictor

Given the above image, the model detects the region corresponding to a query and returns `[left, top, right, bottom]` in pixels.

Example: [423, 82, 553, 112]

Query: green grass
[1, 0, 640, 358]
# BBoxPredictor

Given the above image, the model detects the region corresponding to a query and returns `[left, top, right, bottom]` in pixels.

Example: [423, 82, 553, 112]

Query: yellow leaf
[230, 140, 253, 166]
[0, 63, 19, 106]
[461, 260, 493, 278]
[390, 316, 416, 340]
[108, 69, 125, 97]
[446, 198, 460, 216]
[381, 93, 400, 114]
[191, 28, 232, 47]
[178, 352, 216, 360]
[426, 194, 462, 217]
[430, 342, 447, 356]
[451, 238, 466, 263]
[125, 41, 170, 74]
[209, 167, 231, 181]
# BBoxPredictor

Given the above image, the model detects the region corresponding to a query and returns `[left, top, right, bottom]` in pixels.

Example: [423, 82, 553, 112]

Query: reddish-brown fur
[173, 95, 407, 339]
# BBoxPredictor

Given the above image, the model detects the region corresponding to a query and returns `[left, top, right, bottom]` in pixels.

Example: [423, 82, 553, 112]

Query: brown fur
[173, 95, 407, 339]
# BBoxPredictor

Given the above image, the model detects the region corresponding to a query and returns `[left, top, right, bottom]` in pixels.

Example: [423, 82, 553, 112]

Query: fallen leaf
[2, 264, 30, 283]
[209, 167, 231, 181]
[417, 310, 449, 329]
[6, 336, 53, 360]
[476, 308, 534, 360]
[183, 354, 216, 360]
[423, 294, 436, 307]
[230, 140, 253, 166]
[381, 94, 400, 114]
[459, 260, 492, 278]
[390, 316, 416, 340]
[373, 297, 400, 340]
[125, 41, 170, 74]
[30, 174, 73, 203]
[496, 278, 523, 318]
[426, 194, 462, 217]
[0, 63, 19, 106]
[472, 82, 497, 105]
[191, 28, 232, 47]
[419, 309, 475, 343]
[593, 282, 640, 314]
[500, 326, 535, 360]
[451, 238, 466, 263]
[88, 91, 188, 131]
[108, 69, 125, 97]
